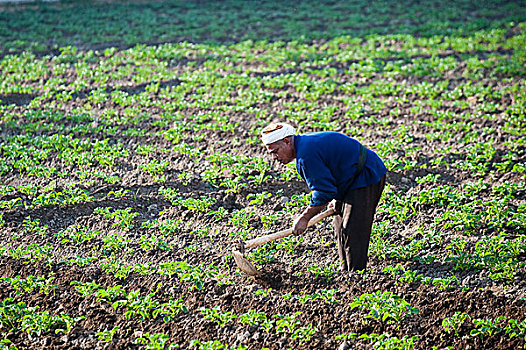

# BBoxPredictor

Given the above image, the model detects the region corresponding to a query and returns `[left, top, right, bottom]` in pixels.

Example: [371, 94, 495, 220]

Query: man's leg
[333, 213, 350, 271]
[341, 176, 386, 271]
[333, 200, 350, 271]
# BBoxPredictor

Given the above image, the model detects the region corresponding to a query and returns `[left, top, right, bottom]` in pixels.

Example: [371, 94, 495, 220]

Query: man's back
[294, 131, 387, 206]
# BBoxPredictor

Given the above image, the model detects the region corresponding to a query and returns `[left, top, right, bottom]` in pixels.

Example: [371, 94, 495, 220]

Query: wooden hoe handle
[243, 208, 336, 250]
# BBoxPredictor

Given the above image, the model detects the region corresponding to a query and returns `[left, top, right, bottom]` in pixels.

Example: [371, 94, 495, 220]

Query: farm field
[0, 0, 526, 349]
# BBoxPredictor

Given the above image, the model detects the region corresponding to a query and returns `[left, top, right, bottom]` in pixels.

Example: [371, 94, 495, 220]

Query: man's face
[266, 138, 295, 164]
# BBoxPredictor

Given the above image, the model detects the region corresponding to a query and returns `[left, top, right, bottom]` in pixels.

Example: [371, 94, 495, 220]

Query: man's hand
[327, 199, 341, 215]
[292, 215, 309, 236]
[292, 204, 327, 236]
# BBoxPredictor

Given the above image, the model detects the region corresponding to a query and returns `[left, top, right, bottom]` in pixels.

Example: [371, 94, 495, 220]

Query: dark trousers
[333, 175, 386, 271]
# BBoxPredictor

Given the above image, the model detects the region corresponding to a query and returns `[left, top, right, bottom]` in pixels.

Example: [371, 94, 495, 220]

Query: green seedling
[22, 216, 47, 237]
[359, 332, 419, 350]
[96, 326, 119, 343]
[350, 291, 419, 325]
[442, 312, 470, 337]
[139, 159, 169, 181]
[238, 310, 268, 326]
[470, 316, 507, 338]
[1, 274, 57, 296]
[306, 263, 339, 280]
[55, 225, 100, 245]
[134, 332, 179, 350]
[190, 340, 246, 350]
[274, 312, 301, 333]
[199, 306, 237, 327]
[94, 207, 139, 231]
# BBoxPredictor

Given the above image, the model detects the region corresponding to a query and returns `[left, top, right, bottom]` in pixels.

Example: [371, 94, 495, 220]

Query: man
[261, 122, 387, 271]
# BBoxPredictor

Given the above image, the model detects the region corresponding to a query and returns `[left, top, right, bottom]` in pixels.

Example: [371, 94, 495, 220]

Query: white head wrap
[261, 122, 296, 145]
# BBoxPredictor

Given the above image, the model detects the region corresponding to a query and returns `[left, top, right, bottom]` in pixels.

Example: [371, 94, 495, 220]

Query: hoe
[233, 208, 336, 276]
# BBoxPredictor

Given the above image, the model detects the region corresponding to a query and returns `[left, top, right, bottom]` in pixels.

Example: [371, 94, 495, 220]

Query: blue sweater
[294, 132, 387, 207]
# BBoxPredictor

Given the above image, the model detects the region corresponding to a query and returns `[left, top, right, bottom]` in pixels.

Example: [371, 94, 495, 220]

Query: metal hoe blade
[232, 249, 260, 276]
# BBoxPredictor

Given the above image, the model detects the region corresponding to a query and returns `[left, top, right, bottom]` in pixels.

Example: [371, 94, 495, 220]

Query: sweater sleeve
[297, 155, 337, 207]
